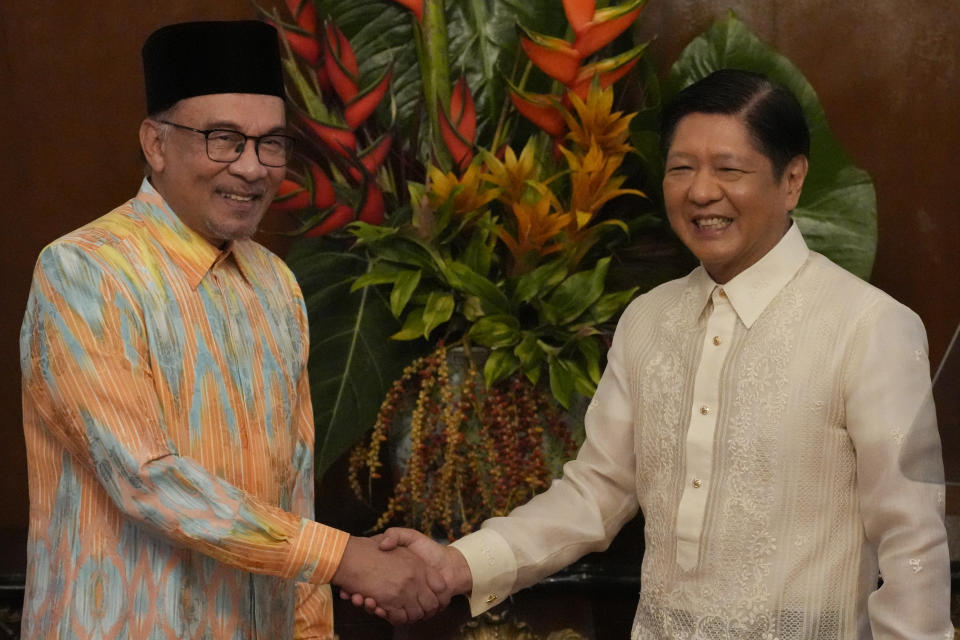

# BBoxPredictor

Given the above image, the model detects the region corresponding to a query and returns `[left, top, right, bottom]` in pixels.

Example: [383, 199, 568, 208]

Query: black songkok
[142, 20, 284, 115]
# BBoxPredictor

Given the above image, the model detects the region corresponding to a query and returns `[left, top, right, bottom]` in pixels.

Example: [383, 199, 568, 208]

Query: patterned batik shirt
[20, 179, 348, 639]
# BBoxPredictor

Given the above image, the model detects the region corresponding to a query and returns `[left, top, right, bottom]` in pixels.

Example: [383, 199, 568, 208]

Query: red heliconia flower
[438, 76, 477, 172]
[269, 160, 337, 213]
[323, 21, 360, 103]
[270, 179, 311, 212]
[315, 58, 332, 93]
[357, 182, 386, 225]
[299, 113, 358, 158]
[310, 163, 336, 209]
[306, 204, 355, 237]
[449, 76, 477, 143]
[274, 1, 320, 64]
[391, 0, 423, 22]
[344, 65, 392, 130]
[348, 132, 394, 182]
[275, 23, 320, 65]
[285, 0, 317, 33]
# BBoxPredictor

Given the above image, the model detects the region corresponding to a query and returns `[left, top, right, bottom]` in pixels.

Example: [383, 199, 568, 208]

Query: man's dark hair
[659, 69, 811, 179]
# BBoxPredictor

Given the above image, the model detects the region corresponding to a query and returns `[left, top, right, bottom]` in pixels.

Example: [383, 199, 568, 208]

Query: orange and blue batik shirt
[20, 179, 348, 639]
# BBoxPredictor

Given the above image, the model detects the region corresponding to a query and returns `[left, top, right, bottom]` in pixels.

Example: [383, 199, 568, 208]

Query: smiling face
[662, 112, 808, 284]
[140, 93, 286, 246]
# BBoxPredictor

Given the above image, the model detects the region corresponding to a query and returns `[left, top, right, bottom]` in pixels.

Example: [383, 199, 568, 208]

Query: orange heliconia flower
[514, 0, 648, 138]
[518, 26, 582, 85]
[561, 0, 595, 35]
[508, 86, 566, 138]
[571, 0, 647, 57]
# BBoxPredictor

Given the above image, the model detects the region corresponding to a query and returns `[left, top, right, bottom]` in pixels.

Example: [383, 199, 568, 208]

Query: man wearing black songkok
[19, 20, 446, 640]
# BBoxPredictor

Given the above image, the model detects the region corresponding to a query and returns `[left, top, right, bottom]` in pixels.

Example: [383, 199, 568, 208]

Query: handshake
[330, 527, 474, 624]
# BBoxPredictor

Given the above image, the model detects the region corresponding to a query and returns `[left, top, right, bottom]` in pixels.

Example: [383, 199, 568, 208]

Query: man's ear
[783, 154, 809, 211]
[139, 118, 166, 174]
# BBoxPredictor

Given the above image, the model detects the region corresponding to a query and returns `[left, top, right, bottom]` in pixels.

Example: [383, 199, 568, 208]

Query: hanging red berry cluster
[348, 343, 581, 540]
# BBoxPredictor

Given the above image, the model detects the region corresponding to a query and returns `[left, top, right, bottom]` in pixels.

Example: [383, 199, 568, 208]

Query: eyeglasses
[158, 120, 295, 168]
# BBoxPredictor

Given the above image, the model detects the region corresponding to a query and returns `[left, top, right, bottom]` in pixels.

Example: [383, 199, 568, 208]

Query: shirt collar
[688, 222, 810, 329]
[131, 178, 256, 289]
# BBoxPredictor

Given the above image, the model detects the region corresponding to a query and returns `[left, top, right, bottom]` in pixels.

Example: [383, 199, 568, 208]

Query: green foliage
[285, 238, 428, 477]
[350, 213, 633, 404]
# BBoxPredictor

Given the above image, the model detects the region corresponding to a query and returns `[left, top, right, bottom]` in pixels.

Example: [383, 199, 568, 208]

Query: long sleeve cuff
[283, 519, 350, 585]
[450, 528, 517, 616]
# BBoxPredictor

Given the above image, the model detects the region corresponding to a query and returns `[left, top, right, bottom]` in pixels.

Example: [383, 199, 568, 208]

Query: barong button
[713, 336, 722, 346]
[700, 405, 710, 415]
[692, 478, 703, 489]
[486, 594, 498, 604]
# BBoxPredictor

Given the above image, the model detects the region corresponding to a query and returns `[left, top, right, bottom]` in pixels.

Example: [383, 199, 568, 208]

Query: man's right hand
[330, 535, 449, 625]
[379, 528, 473, 596]
[340, 528, 474, 618]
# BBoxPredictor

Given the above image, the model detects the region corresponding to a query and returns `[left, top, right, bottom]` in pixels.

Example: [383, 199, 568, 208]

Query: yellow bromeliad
[482, 139, 538, 204]
[497, 185, 573, 274]
[426, 164, 498, 215]
[557, 83, 645, 265]
[562, 141, 640, 229]
[564, 82, 635, 159]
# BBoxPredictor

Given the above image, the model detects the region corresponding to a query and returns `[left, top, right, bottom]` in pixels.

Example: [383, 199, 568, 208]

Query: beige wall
[1, 0, 958, 572]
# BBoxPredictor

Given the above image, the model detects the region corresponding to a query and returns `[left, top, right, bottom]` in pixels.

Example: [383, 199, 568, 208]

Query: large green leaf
[663, 13, 877, 279]
[542, 257, 611, 326]
[285, 237, 428, 479]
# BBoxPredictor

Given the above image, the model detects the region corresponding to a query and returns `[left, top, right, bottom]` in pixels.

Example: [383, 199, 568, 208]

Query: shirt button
[486, 594, 498, 604]
[718, 288, 727, 298]
[712, 336, 722, 346]
[700, 405, 710, 415]
[692, 478, 703, 488]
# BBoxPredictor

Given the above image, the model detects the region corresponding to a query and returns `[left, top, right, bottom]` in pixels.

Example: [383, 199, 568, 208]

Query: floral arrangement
[261, 0, 649, 401]
[252, 0, 654, 536]
[254, 0, 878, 537]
